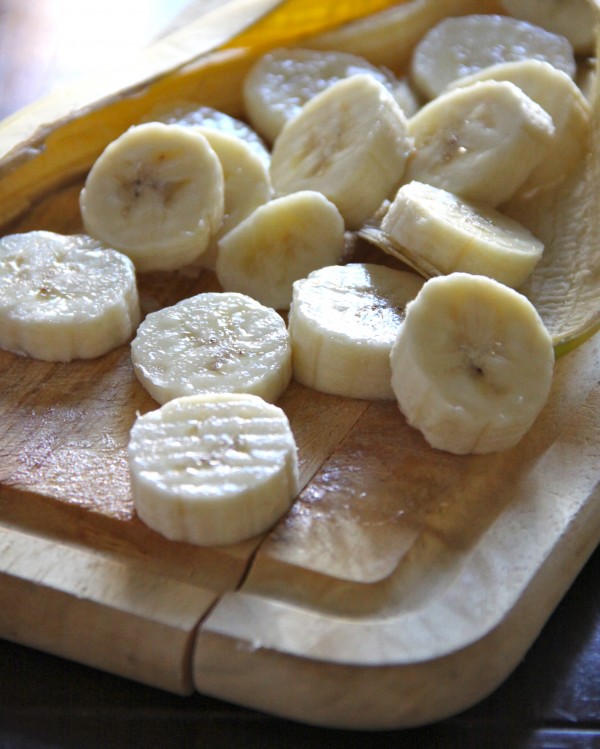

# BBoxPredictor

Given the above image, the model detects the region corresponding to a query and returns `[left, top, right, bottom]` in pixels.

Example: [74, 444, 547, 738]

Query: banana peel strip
[0, 0, 598, 356]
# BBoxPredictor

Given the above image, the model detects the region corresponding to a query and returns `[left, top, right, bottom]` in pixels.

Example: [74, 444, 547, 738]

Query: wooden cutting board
[1, 0, 600, 731]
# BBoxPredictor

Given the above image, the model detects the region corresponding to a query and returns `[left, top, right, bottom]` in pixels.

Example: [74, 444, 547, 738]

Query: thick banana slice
[243, 47, 394, 143]
[448, 60, 591, 195]
[191, 127, 273, 271]
[390, 273, 554, 455]
[499, 0, 595, 55]
[80, 123, 225, 272]
[141, 102, 271, 167]
[270, 74, 413, 231]
[128, 393, 299, 547]
[405, 80, 556, 206]
[131, 292, 291, 405]
[0, 231, 140, 362]
[381, 181, 544, 288]
[216, 190, 345, 310]
[288, 263, 424, 400]
[306, 0, 500, 72]
[411, 14, 577, 100]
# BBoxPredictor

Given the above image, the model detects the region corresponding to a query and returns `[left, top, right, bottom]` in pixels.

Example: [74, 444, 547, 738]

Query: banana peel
[0, 0, 598, 356]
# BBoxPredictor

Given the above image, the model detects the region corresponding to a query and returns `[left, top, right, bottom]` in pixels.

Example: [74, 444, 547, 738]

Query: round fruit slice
[131, 291, 291, 405]
[80, 122, 225, 272]
[411, 13, 576, 99]
[381, 181, 544, 288]
[390, 273, 554, 454]
[0, 231, 140, 362]
[128, 393, 299, 546]
[288, 263, 424, 399]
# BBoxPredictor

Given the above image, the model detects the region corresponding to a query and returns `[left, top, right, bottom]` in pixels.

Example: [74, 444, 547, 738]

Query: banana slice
[447, 60, 591, 195]
[191, 127, 273, 271]
[381, 181, 544, 288]
[390, 273, 554, 455]
[80, 122, 225, 272]
[411, 14, 577, 100]
[306, 0, 500, 72]
[243, 47, 394, 144]
[131, 292, 291, 405]
[288, 263, 424, 400]
[499, 0, 595, 55]
[141, 102, 271, 167]
[270, 74, 413, 231]
[216, 190, 345, 310]
[0, 231, 140, 362]
[128, 393, 299, 546]
[405, 80, 556, 206]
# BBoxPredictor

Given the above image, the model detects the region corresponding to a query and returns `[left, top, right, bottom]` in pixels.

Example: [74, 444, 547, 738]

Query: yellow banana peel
[0, 0, 598, 357]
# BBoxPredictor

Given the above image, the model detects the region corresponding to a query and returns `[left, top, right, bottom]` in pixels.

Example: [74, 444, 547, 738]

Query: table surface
[1, 1, 599, 746]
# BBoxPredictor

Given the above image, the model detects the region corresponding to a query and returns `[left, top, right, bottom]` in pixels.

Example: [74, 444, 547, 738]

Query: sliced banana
[448, 60, 591, 195]
[80, 122, 225, 272]
[216, 190, 345, 310]
[270, 74, 413, 231]
[411, 13, 577, 100]
[243, 47, 394, 144]
[191, 127, 273, 271]
[140, 101, 271, 167]
[306, 0, 500, 72]
[405, 80, 556, 207]
[288, 263, 424, 400]
[381, 181, 544, 288]
[390, 273, 555, 455]
[131, 292, 291, 405]
[128, 393, 299, 547]
[499, 0, 596, 55]
[0, 231, 140, 362]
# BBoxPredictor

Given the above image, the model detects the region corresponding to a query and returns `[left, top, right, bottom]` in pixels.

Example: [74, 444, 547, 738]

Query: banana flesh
[381, 181, 544, 288]
[288, 263, 424, 400]
[0, 231, 140, 361]
[131, 292, 292, 405]
[216, 190, 345, 310]
[499, 0, 596, 55]
[127, 392, 299, 546]
[390, 273, 555, 454]
[270, 73, 413, 230]
[243, 47, 395, 143]
[405, 80, 555, 207]
[80, 122, 225, 272]
[447, 60, 591, 195]
[192, 126, 273, 271]
[411, 13, 577, 99]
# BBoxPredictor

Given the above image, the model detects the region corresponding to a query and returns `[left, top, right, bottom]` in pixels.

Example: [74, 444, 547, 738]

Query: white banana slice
[243, 47, 394, 144]
[405, 80, 556, 207]
[131, 292, 291, 405]
[411, 13, 577, 100]
[0, 231, 140, 362]
[306, 0, 500, 72]
[216, 190, 345, 310]
[381, 181, 544, 288]
[390, 273, 554, 455]
[80, 122, 225, 273]
[499, 0, 595, 55]
[141, 101, 271, 167]
[447, 60, 591, 195]
[191, 127, 273, 271]
[288, 263, 424, 400]
[270, 74, 413, 231]
[128, 393, 299, 547]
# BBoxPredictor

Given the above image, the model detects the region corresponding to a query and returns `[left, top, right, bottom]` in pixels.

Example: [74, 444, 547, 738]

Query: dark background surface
[0, 1, 599, 746]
